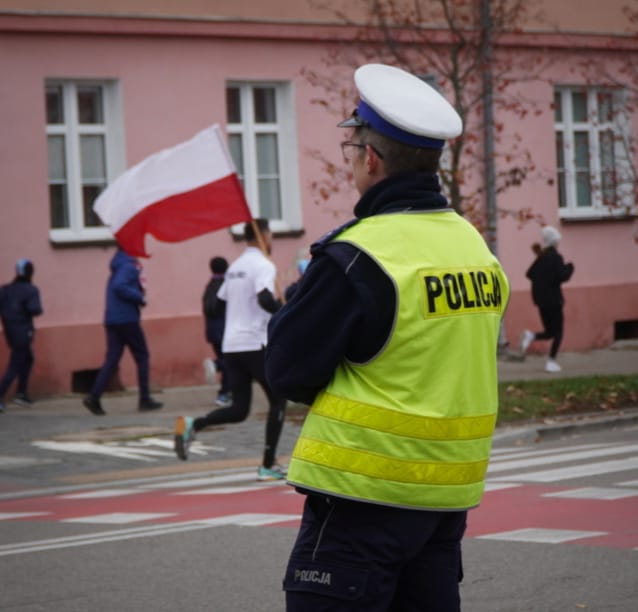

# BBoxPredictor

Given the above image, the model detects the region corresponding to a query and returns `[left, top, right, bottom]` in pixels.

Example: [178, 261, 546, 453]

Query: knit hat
[15, 258, 33, 277]
[541, 226, 561, 248]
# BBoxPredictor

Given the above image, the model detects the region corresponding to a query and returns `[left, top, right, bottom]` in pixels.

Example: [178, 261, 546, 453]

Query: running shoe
[138, 397, 163, 412]
[257, 465, 287, 482]
[215, 393, 232, 408]
[545, 359, 562, 373]
[203, 358, 217, 385]
[174, 416, 195, 460]
[13, 393, 34, 406]
[519, 329, 535, 354]
[82, 395, 106, 416]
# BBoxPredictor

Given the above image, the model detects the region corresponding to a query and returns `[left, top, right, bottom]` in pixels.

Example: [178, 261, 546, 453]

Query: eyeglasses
[340, 141, 384, 163]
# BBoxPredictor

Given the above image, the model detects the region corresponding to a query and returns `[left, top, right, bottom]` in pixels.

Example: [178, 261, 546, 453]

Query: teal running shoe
[174, 416, 195, 460]
[257, 465, 287, 482]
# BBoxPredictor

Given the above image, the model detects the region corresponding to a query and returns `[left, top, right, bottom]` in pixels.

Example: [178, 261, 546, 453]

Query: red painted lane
[0, 485, 304, 522]
[1, 483, 636, 550]
[467, 484, 638, 550]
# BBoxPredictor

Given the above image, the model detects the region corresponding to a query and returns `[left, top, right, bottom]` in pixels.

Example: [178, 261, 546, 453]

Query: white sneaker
[545, 359, 561, 373]
[203, 358, 217, 385]
[520, 330, 535, 354]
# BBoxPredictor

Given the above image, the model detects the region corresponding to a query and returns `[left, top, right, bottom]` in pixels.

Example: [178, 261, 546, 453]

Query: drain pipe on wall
[480, 0, 509, 352]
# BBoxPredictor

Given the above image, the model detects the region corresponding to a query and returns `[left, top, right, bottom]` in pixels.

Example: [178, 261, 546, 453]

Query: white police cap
[338, 63, 462, 149]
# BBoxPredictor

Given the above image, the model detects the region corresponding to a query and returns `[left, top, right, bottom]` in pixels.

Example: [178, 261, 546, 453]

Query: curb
[493, 408, 638, 446]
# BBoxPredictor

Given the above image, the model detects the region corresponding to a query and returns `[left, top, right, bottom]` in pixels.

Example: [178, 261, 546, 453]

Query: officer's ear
[365, 144, 383, 176]
[365, 145, 381, 174]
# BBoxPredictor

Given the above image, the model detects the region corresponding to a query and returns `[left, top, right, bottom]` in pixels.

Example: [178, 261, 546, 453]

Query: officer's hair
[355, 127, 442, 175]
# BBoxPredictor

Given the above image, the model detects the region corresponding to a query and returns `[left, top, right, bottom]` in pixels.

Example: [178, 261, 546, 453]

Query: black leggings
[194, 348, 286, 468]
[535, 305, 564, 359]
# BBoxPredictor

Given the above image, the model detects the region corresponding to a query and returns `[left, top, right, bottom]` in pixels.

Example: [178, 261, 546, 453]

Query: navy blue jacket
[104, 250, 146, 325]
[203, 274, 226, 346]
[0, 278, 43, 348]
[266, 171, 449, 406]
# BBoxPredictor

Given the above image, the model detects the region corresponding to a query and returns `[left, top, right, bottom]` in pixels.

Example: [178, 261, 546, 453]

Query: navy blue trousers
[0, 344, 34, 398]
[284, 494, 466, 612]
[90, 323, 150, 400]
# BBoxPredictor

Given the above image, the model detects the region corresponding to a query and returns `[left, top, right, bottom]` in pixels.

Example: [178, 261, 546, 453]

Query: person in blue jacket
[83, 248, 162, 415]
[0, 259, 43, 411]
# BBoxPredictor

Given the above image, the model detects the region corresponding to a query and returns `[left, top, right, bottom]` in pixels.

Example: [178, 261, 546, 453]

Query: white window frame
[46, 79, 125, 243]
[554, 86, 634, 220]
[225, 81, 302, 234]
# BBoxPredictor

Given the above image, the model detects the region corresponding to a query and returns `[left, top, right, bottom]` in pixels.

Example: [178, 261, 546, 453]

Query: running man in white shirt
[174, 219, 288, 481]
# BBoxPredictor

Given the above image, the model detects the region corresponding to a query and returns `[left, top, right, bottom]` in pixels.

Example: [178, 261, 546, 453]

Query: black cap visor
[337, 109, 368, 128]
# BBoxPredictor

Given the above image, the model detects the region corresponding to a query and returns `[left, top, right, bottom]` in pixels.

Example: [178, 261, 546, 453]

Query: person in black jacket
[519, 225, 574, 372]
[202, 256, 231, 407]
[0, 259, 43, 411]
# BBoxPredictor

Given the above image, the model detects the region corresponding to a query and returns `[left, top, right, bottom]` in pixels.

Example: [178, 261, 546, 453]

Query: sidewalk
[14, 342, 638, 424]
[498, 341, 637, 381]
[1, 343, 635, 487]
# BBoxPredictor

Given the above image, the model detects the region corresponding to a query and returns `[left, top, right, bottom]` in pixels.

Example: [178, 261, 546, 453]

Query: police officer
[266, 64, 510, 611]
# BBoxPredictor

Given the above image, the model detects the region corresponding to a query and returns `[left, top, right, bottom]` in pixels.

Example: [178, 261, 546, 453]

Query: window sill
[229, 224, 306, 241]
[559, 209, 637, 223]
[49, 228, 116, 249]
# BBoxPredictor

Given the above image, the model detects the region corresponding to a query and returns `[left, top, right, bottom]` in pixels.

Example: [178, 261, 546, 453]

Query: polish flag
[94, 125, 252, 257]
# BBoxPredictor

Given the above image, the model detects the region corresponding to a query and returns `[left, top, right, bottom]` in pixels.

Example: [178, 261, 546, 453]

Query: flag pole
[213, 126, 283, 301]
[249, 218, 284, 302]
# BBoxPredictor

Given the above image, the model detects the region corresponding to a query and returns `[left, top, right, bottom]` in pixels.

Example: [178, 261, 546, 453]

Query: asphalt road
[1, 401, 637, 611]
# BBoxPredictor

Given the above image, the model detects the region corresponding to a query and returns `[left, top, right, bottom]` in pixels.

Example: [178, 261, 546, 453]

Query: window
[45, 80, 125, 243]
[226, 82, 302, 232]
[554, 87, 634, 219]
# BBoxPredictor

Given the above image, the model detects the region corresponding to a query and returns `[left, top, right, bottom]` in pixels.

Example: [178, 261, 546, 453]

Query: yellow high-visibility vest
[287, 210, 510, 510]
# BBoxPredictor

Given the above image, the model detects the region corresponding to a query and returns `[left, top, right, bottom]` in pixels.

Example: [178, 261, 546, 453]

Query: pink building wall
[0, 5, 637, 397]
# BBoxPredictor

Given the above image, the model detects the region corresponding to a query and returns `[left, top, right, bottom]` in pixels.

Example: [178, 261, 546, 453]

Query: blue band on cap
[357, 100, 445, 149]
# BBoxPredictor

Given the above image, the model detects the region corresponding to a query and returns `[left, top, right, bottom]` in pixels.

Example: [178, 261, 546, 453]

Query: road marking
[61, 489, 143, 499]
[0, 512, 50, 520]
[30, 439, 221, 462]
[542, 487, 638, 500]
[62, 512, 175, 524]
[477, 528, 607, 544]
[617, 478, 638, 487]
[484, 482, 520, 492]
[490, 456, 638, 483]
[174, 485, 270, 495]
[490, 443, 607, 461]
[136, 470, 256, 489]
[31, 441, 159, 462]
[0, 455, 59, 468]
[488, 443, 638, 474]
[197, 513, 299, 526]
[125, 437, 225, 456]
[0, 513, 301, 557]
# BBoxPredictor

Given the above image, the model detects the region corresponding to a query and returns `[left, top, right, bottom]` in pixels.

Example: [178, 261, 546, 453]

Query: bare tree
[304, 0, 550, 239]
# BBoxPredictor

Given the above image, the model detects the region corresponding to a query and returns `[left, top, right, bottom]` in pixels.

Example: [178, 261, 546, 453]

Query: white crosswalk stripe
[477, 528, 607, 544]
[487, 443, 638, 474]
[487, 442, 638, 485]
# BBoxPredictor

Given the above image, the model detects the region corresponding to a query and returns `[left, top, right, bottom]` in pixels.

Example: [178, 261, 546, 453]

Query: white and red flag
[94, 125, 252, 257]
